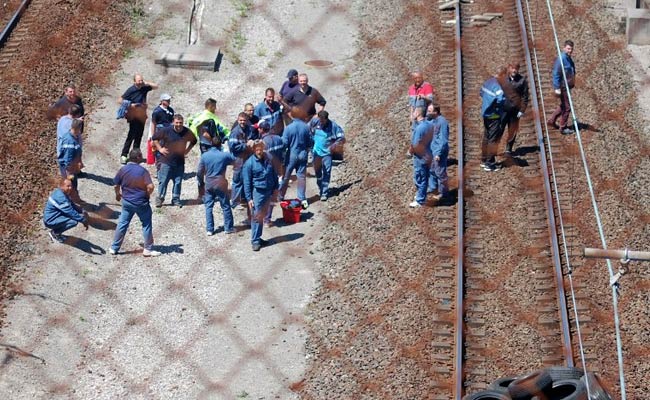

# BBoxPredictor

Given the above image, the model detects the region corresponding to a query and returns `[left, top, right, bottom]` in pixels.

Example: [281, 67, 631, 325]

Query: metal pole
[584, 248, 650, 261]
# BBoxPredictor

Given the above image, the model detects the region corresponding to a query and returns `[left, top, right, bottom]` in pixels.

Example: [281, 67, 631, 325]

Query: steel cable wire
[543, 0, 627, 397]
[521, 1, 592, 395]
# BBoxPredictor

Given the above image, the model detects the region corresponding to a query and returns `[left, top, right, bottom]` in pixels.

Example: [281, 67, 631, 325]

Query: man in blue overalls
[243, 141, 279, 251]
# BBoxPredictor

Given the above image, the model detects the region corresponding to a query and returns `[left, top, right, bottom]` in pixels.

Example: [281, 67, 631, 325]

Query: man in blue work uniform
[243, 141, 279, 251]
[197, 136, 237, 236]
[110, 149, 160, 257]
[43, 178, 89, 243]
[548, 40, 576, 135]
[58, 119, 83, 200]
[279, 115, 312, 208]
[309, 110, 345, 202]
[259, 120, 286, 226]
[151, 114, 197, 207]
[427, 105, 449, 201]
[409, 107, 433, 208]
[228, 112, 258, 210]
[480, 67, 507, 172]
[254, 88, 284, 136]
[56, 104, 83, 158]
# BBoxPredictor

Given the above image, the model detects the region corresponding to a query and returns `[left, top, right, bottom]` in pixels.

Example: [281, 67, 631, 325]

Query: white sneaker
[206, 231, 214, 236]
[108, 248, 117, 255]
[409, 201, 422, 208]
[143, 249, 162, 257]
[301, 200, 309, 209]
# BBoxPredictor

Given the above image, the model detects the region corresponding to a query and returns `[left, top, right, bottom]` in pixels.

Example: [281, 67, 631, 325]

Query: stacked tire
[462, 367, 613, 400]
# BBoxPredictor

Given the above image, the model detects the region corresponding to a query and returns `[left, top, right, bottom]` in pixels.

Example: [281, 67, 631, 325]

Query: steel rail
[452, 0, 464, 397]
[515, 0, 574, 365]
[0, 0, 32, 49]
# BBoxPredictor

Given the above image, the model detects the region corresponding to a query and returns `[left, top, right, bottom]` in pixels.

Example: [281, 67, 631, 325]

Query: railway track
[427, 0, 584, 398]
[0, 0, 41, 68]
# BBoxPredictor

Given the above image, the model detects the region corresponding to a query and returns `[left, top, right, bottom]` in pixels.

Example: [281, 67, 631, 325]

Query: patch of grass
[126, 0, 146, 19]
[256, 43, 267, 57]
[230, 52, 242, 65]
[233, 31, 247, 50]
[231, 0, 253, 17]
[274, 50, 284, 58]
[79, 315, 86, 322]
[236, 391, 249, 399]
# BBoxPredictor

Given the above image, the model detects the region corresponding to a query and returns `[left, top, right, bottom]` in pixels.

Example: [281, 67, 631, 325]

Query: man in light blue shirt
[309, 110, 345, 201]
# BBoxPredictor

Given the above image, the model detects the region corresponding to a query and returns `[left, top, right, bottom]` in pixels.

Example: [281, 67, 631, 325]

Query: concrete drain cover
[304, 59, 334, 68]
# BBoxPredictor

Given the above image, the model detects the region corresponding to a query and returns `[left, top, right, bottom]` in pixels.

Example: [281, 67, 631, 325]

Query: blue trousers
[158, 163, 184, 202]
[280, 157, 307, 200]
[413, 158, 430, 204]
[313, 154, 332, 197]
[251, 188, 272, 244]
[46, 218, 78, 235]
[111, 200, 154, 252]
[204, 187, 234, 233]
[428, 156, 449, 195]
[231, 159, 244, 207]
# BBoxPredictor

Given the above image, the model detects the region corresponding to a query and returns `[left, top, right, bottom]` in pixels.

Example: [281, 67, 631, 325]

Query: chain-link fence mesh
[0, 0, 649, 399]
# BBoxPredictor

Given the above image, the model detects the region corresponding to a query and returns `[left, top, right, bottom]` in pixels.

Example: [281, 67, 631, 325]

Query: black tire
[508, 370, 553, 399]
[580, 373, 613, 400]
[489, 376, 519, 394]
[543, 379, 587, 400]
[462, 389, 512, 400]
[543, 366, 585, 382]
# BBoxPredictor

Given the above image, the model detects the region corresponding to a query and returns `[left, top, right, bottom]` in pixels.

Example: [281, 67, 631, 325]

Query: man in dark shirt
[151, 93, 175, 130]
[117, 74, 159, 164]
[279, 69, 299, 101]
[502, 61, 529, 155]
[282, 73, 326, 121]
[279, 69, 300, 127]
[48, 84, 85, 120]
[151, 114, 196, 207]
[109, 149, 160, 257]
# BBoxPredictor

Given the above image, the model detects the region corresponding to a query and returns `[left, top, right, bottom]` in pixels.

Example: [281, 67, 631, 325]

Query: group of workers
[43, 69, 345, 254]
[409, 39, 576, 205]
[407, 71, 451, 208]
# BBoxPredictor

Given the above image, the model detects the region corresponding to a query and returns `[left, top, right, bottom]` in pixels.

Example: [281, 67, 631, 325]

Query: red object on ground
[146, 139, 155, 165]
[280, 201, 301, 224]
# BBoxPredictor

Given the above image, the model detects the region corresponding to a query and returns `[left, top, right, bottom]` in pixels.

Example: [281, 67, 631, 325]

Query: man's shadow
[81, 172, 115, 186]
[61, 236, 106, 255]
[270, 232, 304, 245]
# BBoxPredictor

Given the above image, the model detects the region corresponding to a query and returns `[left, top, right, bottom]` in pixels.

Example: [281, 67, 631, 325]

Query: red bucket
[280, 200, 301, 224]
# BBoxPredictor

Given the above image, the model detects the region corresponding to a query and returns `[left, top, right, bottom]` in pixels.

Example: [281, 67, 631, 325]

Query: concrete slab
[626, 8, 650, 44]
[155, 45, 223, 71]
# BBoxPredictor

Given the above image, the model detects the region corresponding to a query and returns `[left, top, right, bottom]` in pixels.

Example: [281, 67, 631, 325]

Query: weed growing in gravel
[256, 43, 267, 57]
[231, 0, 253, 17]
[233, 31, 247, 50]
[274, 50, 284, 58]
[236, 391, 249, 398]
